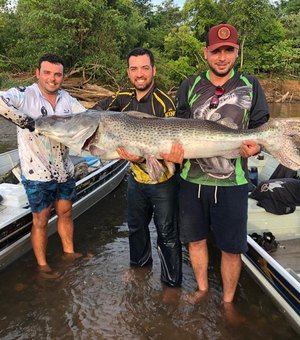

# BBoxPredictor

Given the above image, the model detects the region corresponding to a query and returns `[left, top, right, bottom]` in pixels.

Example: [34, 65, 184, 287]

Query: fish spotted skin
[33, 110, 300, 172]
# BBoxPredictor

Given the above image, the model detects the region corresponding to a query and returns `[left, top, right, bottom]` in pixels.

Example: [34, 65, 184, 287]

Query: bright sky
[151, 0, 185, 8]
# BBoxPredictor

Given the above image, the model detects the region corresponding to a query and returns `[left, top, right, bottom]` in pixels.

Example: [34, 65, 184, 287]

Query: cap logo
[217, 27, 231, 40]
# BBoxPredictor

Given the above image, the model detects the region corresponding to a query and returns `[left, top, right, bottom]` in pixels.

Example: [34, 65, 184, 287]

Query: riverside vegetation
[0, 0, 299, 95]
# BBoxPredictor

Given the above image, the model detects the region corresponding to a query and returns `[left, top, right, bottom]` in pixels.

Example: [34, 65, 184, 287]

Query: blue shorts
[22, 178, 76, 213]
[178, 178, 248, 253]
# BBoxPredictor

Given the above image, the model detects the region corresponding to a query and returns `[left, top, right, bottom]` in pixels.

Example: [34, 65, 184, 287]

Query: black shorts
[178, 178, 248, 253]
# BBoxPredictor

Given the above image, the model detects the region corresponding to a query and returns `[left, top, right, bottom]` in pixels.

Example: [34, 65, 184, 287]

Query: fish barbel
[33, 110, 300, 180]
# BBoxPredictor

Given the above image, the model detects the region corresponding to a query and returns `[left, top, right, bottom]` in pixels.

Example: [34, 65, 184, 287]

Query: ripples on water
[0, 103, 299, 339]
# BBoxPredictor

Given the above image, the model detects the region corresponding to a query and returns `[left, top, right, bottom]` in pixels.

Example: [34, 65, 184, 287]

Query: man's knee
[221, 251, 241, 260]
[55, 200, 73, 218]
[32, 209, 51, 229]
[188, 239, 207, 251]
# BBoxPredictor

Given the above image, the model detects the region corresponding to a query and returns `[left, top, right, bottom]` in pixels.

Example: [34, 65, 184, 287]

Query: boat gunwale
[246, 235, 300, 291]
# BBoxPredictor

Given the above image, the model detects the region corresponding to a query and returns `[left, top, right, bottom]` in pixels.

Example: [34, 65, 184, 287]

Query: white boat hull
[0, 149, 128, 270]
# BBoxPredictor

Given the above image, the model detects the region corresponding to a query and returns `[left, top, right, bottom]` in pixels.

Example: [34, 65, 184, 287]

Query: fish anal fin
[222, 150, 240, 159]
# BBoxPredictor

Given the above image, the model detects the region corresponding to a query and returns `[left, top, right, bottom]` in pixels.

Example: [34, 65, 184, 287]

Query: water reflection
[0, 180, 297, 339]
[269, 102, 300, 118]
[0, 117, 18, 153]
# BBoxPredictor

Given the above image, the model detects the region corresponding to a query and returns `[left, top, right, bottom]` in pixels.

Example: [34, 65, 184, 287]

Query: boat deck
[273, 238, 300, 278]
[0, 204, 30, 229]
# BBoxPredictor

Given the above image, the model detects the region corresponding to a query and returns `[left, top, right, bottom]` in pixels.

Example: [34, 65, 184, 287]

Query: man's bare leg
[221, 251, 241, 303]
[31, 206, 61, 278]
[187, 239, 209, 303]
[55, 200, 81, 259]
[189, 239, 209, 291]
[31, 206, 52, 267]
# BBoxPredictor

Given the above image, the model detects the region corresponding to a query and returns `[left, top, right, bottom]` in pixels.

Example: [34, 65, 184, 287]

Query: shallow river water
[0, 102, 299, 339]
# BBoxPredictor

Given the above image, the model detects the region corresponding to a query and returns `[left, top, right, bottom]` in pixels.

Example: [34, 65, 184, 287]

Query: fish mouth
[82, 132, 96, 151]
[82, 130, 97, 151]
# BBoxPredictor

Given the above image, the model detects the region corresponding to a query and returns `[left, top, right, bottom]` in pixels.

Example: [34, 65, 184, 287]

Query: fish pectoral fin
[146, 156, 165, 182]
[126, 111, 162, 119]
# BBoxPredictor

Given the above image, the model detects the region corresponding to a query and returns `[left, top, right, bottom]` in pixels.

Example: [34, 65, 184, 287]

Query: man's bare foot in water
[62, 252, 94, 260]
[183, 289, 208, 304]
[223, 302, 246, 326]
[161, 286, 181, 304]
[37, 264, 61, 279]
[62, 252, 83, 261]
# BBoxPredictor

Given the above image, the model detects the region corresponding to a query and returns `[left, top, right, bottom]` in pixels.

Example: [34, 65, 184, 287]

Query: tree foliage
[0, 0, 298, 89]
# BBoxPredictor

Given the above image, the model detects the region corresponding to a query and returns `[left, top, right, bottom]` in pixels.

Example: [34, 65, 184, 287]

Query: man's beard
[208, 64, 233, 78]
[134, 80, 153, 92]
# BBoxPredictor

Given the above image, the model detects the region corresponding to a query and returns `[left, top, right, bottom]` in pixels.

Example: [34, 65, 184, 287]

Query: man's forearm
[0, 96, 35, 131]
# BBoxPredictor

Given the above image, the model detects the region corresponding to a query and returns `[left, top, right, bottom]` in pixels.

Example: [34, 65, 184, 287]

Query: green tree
[8, 0, 106, 70]
[0, 0, 298, 90]
[146, 0, 182, 50]
[227, 0, 273, 69]
[182, 0, 219, 40]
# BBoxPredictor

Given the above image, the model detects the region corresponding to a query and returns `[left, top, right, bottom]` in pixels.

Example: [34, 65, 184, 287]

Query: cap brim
[207, 42, 239, 51]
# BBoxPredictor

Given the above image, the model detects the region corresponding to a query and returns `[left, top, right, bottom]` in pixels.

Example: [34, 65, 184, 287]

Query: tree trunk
[240, 35, 246, 69]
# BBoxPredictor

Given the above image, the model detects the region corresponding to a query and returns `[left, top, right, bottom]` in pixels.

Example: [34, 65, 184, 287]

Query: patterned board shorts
[22, 177, 76, 213]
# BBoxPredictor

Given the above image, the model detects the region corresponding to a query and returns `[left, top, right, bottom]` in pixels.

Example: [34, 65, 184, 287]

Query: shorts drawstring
[197, 184, 218, 203]
[214, 186, 218, 204]
[198, 184, 201, 198]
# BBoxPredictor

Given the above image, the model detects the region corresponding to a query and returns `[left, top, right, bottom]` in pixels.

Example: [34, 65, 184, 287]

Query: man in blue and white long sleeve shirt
[0, 53, 86, 278]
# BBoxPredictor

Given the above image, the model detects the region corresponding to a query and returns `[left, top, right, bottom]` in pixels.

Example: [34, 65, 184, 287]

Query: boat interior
[247, 153, 300, 282]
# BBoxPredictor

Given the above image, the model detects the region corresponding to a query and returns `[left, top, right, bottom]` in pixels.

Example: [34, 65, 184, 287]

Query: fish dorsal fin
[126, 111, 160, 119]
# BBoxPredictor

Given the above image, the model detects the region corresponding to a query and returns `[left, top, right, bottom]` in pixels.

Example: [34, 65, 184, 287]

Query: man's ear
[152, 65, 157, 77]
[203, 47, 208, 60]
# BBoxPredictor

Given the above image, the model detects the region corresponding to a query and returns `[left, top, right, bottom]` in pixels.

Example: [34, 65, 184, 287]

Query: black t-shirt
[175, 70, 270, 186]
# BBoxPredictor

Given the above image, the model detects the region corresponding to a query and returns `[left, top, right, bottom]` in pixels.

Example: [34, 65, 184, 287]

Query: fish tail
[263, 118, 300, 170]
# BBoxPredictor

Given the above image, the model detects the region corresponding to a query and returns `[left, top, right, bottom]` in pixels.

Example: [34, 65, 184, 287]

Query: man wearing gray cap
[175, 24, 269, 303]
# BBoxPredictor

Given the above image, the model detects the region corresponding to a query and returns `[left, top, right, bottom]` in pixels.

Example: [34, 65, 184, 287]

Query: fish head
[35, 110, 103, 153]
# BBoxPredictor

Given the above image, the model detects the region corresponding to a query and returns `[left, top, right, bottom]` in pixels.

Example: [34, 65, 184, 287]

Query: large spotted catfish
[34, 110, 300, 180]
[1, 98, 299, 181]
